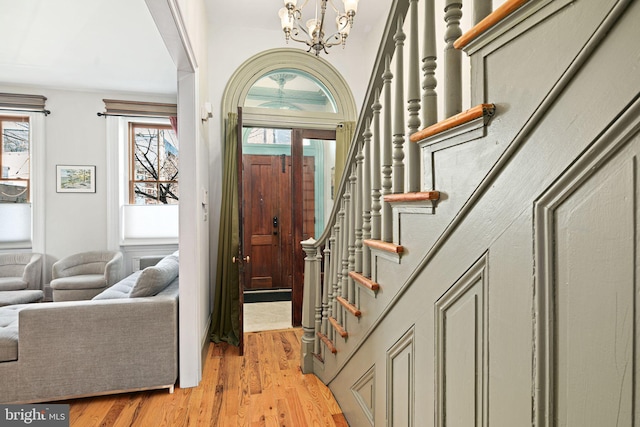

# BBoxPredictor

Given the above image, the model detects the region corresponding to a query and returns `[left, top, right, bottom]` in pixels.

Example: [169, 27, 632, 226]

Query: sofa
[0, 252, 179, 404]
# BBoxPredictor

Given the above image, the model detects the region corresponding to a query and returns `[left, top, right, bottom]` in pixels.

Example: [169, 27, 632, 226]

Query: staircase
[300, 0, 640, 425]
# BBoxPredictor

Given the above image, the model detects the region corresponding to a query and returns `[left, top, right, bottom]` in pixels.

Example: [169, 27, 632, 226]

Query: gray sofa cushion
[130, 254, 179, 298]
[0, 290, 43, 307]
[0, 305, 23, 362]
[92, 271, 142, 300]
[50, 274, 107, 290]
[0, 278, 27, 291]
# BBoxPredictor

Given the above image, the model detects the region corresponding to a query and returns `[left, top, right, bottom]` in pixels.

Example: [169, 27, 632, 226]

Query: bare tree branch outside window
[130, 123, 179, 205]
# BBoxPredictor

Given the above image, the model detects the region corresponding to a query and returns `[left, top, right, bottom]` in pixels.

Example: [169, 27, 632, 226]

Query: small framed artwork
[56, 165, 96, 193]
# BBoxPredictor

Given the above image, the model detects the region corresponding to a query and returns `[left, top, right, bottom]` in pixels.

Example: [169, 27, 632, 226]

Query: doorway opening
[241, 126, 336, 328]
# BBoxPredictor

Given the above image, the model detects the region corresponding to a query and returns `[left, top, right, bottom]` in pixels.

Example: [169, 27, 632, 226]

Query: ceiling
[0, 0, 176, 95]
[0, 0, 382, 96]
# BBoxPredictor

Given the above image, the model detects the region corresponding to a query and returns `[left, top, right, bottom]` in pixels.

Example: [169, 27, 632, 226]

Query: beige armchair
[50, 251, 123, 302]
[0, 253, 44, 306]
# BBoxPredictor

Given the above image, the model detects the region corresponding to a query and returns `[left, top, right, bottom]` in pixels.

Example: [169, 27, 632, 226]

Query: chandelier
[278, 0, 359, 56]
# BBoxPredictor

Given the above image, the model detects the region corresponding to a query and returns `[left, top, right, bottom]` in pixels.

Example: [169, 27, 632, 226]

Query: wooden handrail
[385, 191, 440, 203]
[363, 239, 404, 254]
[454, 0, 529, 49]
[410, 104, 495, 143]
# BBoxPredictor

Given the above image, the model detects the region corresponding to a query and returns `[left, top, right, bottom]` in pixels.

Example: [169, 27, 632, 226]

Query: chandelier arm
[290, 32, 314, 45]
[322, 32, 345, 48]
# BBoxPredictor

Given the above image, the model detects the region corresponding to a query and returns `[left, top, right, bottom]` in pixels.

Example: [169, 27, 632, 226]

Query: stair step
[454, 0, 529, 49]
[337, 296, 362, 317]
[349, 271, 380, 292]
[363, 239, 404, 254]
[410, 104, 495, 143]
[329, 316, 348, 338]
[385, 191, 440, 203]
[317, 332, 337, 354]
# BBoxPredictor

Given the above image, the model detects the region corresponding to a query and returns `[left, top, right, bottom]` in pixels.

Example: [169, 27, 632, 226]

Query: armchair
[50, 251, 123, 302]
[0, 253, 44, 306]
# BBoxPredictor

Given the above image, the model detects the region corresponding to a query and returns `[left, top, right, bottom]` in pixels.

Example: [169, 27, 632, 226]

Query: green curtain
[334, 121, 355, 199]
[210, 112, 240, 346]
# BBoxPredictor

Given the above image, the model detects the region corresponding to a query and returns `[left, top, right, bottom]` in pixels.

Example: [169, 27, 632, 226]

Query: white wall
[0, 84, 175, 280]
[146, 0, 212, 388]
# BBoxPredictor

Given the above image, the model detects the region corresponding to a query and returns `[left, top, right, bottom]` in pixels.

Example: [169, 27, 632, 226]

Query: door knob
[273, 216, 279, 235]
[232, 256, 250, 263]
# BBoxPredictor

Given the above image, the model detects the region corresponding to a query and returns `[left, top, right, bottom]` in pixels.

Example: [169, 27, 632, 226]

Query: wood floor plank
[63, 328, 347, 426]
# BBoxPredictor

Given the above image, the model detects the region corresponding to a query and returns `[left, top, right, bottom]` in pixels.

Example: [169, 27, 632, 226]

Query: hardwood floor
[66, 328, 348, 426]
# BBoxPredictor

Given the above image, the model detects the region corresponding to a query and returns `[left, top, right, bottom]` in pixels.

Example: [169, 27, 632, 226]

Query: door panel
[243, 154, 288, 291]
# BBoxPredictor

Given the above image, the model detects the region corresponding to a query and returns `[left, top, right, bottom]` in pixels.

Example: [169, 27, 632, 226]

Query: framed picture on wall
[56, 165, 96, 193]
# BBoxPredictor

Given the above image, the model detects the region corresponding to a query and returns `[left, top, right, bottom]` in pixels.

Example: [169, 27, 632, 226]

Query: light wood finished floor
[66, 328, 348, 426]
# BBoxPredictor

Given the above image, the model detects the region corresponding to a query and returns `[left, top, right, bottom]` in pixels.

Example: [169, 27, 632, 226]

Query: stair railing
[301, 0, 494, 372]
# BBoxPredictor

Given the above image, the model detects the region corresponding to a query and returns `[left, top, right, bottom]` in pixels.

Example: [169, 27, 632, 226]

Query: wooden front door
[242, 154, 315, 292]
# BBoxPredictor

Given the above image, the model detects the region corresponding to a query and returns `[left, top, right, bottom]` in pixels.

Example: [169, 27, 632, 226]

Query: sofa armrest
[22, 253, 42, 291]
[104, 252, 123, 286]
[14, 297, 177, 401]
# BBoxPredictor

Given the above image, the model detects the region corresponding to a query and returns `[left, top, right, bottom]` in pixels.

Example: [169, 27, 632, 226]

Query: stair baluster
[422, 0, 439, 141]
[362, 120, 373, 278]
[444, 0, 463, 117]
[340, 193, 350, 322]
[332, 209, 344, 324]
[407, 0, 421, 193]
[371, 90, 382, 242]
[382, 55, 393, 243]
[392, 17, 406, 195]
[348, 163, 357, 306]
[355, 138, 364, 278]
[321, 243, 331, 344]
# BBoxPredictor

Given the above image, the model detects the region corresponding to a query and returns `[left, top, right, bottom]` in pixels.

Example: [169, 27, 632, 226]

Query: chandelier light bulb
[279, 8, 294, 31]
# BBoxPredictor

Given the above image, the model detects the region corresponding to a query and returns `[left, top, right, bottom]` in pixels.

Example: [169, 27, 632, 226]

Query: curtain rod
[97, 112, 173, 120]
[0, 108, 50, 116]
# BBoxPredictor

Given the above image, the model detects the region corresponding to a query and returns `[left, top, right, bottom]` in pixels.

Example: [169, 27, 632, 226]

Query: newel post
[300, 238, 319, 374]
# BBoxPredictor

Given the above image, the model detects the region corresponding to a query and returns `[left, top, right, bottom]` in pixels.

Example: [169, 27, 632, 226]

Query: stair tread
[337, 296, 362, 317]
[410, 104, 495, 143]
[329, 316, 348, 338]
[349, 271, 380, 291]
[363, 239, 404, 254]
[385, 191, 440, 203]
[317, 332, 337, 354]
[454, 0, 529, 49]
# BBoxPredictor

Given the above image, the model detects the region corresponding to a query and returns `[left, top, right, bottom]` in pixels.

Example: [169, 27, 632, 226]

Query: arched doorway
[222, 49, 356, 327]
